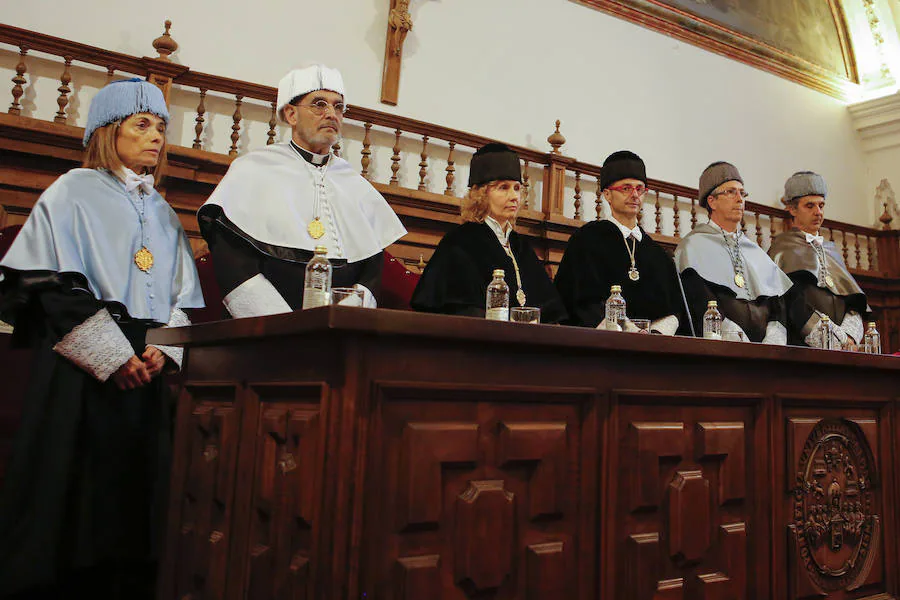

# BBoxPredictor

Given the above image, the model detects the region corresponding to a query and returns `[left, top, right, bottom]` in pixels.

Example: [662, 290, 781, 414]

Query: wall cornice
[848, 91, 900, 150]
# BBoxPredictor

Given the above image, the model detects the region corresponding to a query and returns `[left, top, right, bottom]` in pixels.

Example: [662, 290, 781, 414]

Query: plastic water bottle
[485, 269, 510, 321]
[605, 285, 626, 331]
[863, 321, 881, 354]
[817, 315, 833, 350]
[703, 300, 723, 340]
[302, 245, 332, 309]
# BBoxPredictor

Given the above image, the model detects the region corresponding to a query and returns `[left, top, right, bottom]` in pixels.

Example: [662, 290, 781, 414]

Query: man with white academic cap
[199, 64, 407, 317]
[768, 171, 870, 348]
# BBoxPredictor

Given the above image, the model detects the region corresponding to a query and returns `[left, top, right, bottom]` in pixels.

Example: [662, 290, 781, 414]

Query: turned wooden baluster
[228, 94, 243, 157]
[690, 197, 697, 230]
[390, 129, 402, 186]
[854, 233, 861, 268]
[360, 122, 372, 180]
[740, 214, 747, 234]
[522, 160, 530, 210]
[755, 213, 763, 247]
[654, 190, 661, 234]
[868, 236, 877, 271]
[54, 55, 73, 124]
[573, 171, 582, 220]
[673, 195, 681, 238]
[8, 47, 28, 116]
[769, 215, 776, 244]
[444, 141, 456, 196]
[841, 230, 849, 263]
[266, 101, 277, 146]
[418, 135, 429, 191]
[595, 178, 603, 220]
[192, 88, 207, 149]
[332, 141, 341, 157]
[106, 66, 116, 83]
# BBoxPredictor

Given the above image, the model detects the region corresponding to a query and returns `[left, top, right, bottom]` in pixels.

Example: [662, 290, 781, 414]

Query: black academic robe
[198, 205, 383, 313]
[679, 269, 785, 342]
[554, 220, 686, 330]
[0, 272, 168, 599]
[781, 271, 868, 346]
[410, 222, 567, 323]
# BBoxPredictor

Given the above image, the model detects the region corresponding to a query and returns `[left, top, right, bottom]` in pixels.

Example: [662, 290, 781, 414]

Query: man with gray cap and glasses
[199, 64, 406, 318]
[675, 162, 792, 343]
[768, 171, 869, 348]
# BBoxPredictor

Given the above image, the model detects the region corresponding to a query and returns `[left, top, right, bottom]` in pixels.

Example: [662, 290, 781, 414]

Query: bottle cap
[820, 315, 830, 322]
[314, 245, 328, 254]
[492, 268, 505, 278]
[707, 300, 718, 308]
[610, 285, 622, 293]
[867, 321, 877, 329]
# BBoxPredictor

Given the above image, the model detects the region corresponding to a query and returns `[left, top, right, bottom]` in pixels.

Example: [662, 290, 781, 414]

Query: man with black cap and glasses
[768, 171, 870, 348]
[411, 143, 566, 323]
[674, 162, 792, 343]
[554, 150, 684, 334]
[199, 64, 406, 318]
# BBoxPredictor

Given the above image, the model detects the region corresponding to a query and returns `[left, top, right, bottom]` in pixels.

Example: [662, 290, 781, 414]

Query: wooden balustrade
[1, 20, 899, 349]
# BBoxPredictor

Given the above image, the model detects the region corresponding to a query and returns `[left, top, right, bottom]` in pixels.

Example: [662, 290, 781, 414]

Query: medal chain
[722, 230, 747, 289]
[623, 233, 638, 277]
[501, 242, 526, 307]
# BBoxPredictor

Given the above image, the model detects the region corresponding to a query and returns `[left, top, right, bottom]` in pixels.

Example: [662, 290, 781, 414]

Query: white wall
[0, 0, 878, 226]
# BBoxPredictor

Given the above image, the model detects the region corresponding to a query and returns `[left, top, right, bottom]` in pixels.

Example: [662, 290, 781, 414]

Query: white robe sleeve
[150, 307, 191, 371]
[223, 273, 292, 318]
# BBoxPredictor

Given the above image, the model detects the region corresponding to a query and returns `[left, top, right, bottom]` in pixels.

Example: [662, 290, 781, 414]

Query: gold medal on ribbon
[628, 267, 640, 282]
[516, 289, 526, 307]
[307, 218, 325, 239]
[734, 272, 745, 288]
[134, 247, 154, 272]
[825, 274, 835, 290]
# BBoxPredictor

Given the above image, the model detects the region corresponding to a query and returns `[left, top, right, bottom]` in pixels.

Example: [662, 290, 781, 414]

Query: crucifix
[380, 0, 413, 105]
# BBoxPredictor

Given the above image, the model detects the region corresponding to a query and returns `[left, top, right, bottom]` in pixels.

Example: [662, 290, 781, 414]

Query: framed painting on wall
[574, 0, 859, 99]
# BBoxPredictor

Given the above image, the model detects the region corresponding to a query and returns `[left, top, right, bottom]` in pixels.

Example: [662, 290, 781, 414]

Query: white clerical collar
[485, 216, 512, 246]
[708, 219, 741, 239]
[290, 140, 330, 166]
[804, 231, 824, 245]
[607, 215, 642, 241]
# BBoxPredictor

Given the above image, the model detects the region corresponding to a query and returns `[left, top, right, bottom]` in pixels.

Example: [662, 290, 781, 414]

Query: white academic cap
[276, 64, 346, 123]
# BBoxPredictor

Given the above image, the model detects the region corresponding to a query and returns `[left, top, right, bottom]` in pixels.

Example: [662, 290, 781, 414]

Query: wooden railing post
[541, 120, 575, 219]
[876, 231, 900, 277]
[144, 21, 188, 104]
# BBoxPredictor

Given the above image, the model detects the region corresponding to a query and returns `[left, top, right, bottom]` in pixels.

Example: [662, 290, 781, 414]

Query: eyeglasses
[713, 188, 749, 200]
[296, 99, 347, 117]
[607, 184, 648, 197]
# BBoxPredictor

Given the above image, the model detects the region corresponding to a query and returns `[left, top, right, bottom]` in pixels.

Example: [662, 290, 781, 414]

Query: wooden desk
[149, 307, 900, 600]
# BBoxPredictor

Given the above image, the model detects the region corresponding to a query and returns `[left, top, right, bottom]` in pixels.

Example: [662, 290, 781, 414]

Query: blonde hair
[82, 120, 167, 185]
[461, 182, 517, 225]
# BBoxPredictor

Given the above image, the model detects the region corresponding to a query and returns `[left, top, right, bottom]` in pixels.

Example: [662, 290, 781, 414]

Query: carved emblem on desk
[790, 418, 879, 593]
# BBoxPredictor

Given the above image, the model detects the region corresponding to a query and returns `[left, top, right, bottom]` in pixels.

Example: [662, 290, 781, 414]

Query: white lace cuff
[840, 311, 864, 344]
[151, 307, 191, 371]
[223, 274, 292, 319]
[650, 315, 678, 336]
[762, 321, 787, 346]
[52, 308, 135, 382]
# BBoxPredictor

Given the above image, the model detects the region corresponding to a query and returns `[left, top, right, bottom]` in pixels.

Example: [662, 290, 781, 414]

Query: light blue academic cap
[82, 78, 169, 147]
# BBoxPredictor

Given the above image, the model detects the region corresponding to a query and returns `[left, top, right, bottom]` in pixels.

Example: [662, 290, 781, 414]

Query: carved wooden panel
[172, 385, 242, 600]
[781, 407, 891, 600]
[243, 384, 324, 600]
[364, 386, 592, 599]
[611, 393, 760, 600]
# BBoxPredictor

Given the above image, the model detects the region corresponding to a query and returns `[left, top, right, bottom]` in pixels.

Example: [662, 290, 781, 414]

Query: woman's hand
[112, 355, 152, 390]
[142, 345, 167, 379]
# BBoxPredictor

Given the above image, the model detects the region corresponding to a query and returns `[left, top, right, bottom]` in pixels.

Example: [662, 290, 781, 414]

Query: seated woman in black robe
[410, 143, 566, 323]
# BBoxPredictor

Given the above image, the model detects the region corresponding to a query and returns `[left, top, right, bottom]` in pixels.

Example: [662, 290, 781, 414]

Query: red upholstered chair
[0, 224, 22, 258]
[380, 251, 421, 310]
[191, 252, 225, 323]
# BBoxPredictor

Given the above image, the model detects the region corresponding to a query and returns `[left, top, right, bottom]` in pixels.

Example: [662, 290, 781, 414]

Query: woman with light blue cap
[0, 78, 203, 599]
